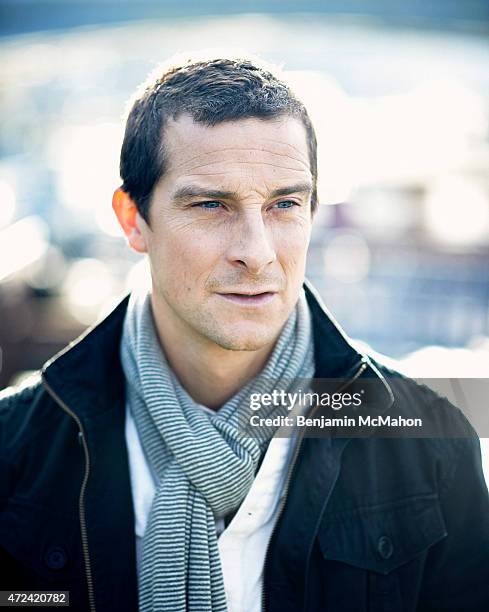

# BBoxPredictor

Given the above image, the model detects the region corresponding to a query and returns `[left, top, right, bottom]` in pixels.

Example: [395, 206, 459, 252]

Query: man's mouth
[216, 291, 277, 306]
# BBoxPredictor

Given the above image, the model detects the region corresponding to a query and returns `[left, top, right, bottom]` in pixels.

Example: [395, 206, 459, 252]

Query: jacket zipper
[260, 358, 368, 612]
[41, 374, 97, 612]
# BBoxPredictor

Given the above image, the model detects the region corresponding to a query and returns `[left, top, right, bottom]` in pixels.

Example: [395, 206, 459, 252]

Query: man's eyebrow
[171, 183, 313, 202]
[268, 183, 313, 198]
[171, 186, 239, 202]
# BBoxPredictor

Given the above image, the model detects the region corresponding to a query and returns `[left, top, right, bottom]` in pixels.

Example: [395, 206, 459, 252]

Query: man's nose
[225, 212, 276, 275]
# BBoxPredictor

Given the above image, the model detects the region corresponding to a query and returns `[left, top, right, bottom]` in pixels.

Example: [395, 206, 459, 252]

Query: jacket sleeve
[0, 382, 38, 506]
[418, 435, 489, 611]
[0, 390, 15, 507]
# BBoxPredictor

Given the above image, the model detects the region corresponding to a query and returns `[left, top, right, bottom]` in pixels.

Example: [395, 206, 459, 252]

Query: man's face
[138, 114, 313, 351]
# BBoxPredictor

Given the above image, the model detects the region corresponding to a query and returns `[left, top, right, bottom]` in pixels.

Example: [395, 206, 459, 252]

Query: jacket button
[45, 546, 68, 570]
[377, 535, 394, 560]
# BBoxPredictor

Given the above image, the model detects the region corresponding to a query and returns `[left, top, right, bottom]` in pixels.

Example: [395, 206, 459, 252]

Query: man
[0, 58, 488, 612]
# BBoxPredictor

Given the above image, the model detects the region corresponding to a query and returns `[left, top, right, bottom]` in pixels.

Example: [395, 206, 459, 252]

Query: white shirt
[124, 402, 299, 612]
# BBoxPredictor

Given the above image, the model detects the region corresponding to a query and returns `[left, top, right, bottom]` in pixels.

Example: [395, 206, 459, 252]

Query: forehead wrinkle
[173, 161, 311, 176]
[167, 157, 310, 179]
[171, 144, 306, 163]
[184, 144, 309, 162]
[251, 137, 310, 161]
[166, 143, 310, 174]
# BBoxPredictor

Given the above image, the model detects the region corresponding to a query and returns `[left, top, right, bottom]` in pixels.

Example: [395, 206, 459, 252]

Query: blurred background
[0, 1, 488, 478]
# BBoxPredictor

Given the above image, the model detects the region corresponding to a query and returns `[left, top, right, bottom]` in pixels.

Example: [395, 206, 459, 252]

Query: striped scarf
[120, 288, 315, 611]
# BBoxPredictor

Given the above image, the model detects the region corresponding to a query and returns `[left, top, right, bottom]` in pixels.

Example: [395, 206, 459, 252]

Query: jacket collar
[41, 279, 393, 423]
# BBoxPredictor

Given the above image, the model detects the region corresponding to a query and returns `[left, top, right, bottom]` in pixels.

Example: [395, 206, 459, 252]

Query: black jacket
[1, 281, 488, 611]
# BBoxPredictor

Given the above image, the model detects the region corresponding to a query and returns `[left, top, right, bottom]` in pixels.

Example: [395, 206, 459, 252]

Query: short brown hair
[120, 57, 318, 223]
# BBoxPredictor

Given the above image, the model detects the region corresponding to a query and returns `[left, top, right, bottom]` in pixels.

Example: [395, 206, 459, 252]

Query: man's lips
[216, 291, 278, 306]
[218, 290, 279, 295]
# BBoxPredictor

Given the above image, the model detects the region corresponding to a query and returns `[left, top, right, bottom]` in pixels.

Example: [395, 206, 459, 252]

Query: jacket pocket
[317, 495, 448, 612]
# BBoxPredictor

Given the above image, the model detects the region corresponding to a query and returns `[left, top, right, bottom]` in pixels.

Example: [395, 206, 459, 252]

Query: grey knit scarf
[120, 288, 315, 611]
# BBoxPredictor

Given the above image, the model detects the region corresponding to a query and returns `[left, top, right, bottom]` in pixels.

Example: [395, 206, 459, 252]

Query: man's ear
[112, 188, 148, 253]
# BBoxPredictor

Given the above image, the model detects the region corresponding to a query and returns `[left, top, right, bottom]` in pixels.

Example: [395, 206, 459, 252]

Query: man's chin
[208, 324, 280, 352]
[213, 336, 274, 352]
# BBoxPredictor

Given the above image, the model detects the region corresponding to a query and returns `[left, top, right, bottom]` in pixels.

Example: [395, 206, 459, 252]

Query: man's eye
[274, 200, 298, 209]
[192, 201, 222, 210]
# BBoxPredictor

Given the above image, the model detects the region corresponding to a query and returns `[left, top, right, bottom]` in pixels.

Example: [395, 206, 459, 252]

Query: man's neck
[149, 293, 278, 410]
